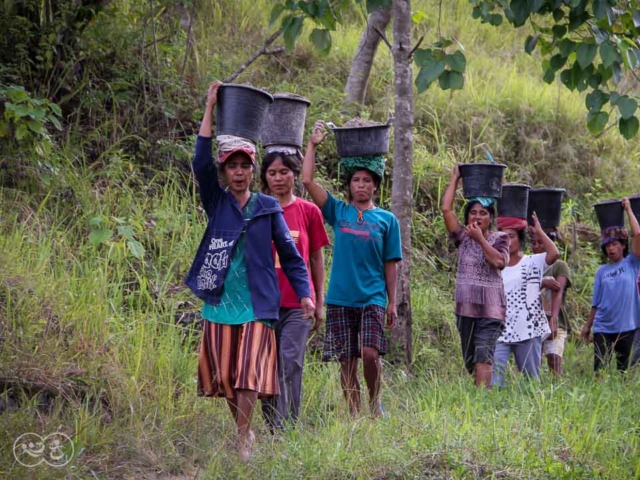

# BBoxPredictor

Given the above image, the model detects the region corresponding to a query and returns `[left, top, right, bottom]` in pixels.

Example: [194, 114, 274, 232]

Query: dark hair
[463, 201, 496, 226]
[260, 152, 301, 194]
[601, 239, 629, 258]
[516, 229, 527, 249]
[346, 169, 381, 203]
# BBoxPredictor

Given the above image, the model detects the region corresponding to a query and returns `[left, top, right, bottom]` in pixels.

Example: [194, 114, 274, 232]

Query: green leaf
[310, 29, 331, 52]
[509, 0, 529, 27]
[587, 110, 609, 134]
[600, 41, 618, 68]
[444, 51, 466, 73]
[283, 16, 304, 51]
[414, 48, 432, 67]
[411, 11, 428, 24]
[26, 120, 45, 134]
[552, 25, 567, 38]
[89, 217, 103, 226]
[617, 96, 638, 120]
[576, 43, 598, 68]
[489, 14, 503, 26]
[89, 228, 112, 247]
[550, 54, 567, 71]
[560, 69, 575, 90]
[610, 91, 620, 106]
[415, 61, 445, 92]
[438, 71, 464, 90]
[269, 4, 286, 26]
[117, 225, 135, 240]
[553, 8, 564, 22]
[619, 116, 639, 139]
[568, 11, 589, 31]
[0, 121, 9, 137]
[593, 0, 609, 21]
[49, 116, 62, 130]
[588, 73, 603, 89]
[633, 10, 640, 28]
[48, 103, 62, 117]
[585, 89, 609, 112]
[524, 34, 538, 55]
[543, 68, 555, 84]
[127, 240, 146, 260]
[15, 124, 29, 140]
[558, 39, 576, 57]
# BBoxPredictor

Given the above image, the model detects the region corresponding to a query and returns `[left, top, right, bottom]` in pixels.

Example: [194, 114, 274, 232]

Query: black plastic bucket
[330, 123, 391, 157]
[459, 163, 507, 199]
[498, 184, 530, 219]
[527, 188, 566, 228]
[261, 93, 311, 148]
[594, 200, 624, 231]
[216, 84, 274, 143]
[630, 195, 640, 220]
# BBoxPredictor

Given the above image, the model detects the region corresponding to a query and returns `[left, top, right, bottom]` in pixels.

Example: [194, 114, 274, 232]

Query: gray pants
[261, 308, 311, 430]
[492, 337, 543, 387]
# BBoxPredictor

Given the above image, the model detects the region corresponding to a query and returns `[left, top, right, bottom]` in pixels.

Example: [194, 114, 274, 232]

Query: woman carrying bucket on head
[258, 100, 331, 430]
[186, 81, 314, 461]
[302, 120, 402, 417]
[581, 198, 640, 372]
[441, 163, 509, 388]
[493, 184, 559, 386]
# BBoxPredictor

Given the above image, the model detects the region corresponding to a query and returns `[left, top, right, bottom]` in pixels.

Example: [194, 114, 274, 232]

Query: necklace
[354, 203, 376, 224]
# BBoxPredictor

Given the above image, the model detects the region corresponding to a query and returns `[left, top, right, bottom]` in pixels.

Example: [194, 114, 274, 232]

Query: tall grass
[2, 0, 640, 477]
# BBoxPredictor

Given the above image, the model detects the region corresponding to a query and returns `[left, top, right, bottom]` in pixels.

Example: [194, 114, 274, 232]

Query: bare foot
[237, 430, 255, 463]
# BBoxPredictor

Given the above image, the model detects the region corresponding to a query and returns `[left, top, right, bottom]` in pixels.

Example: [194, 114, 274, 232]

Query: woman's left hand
[300, 297, 315, 320]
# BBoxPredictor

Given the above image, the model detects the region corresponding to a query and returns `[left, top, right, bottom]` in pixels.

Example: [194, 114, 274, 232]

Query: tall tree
[389, 0, 414, 368]
[343, 5, 392, 109]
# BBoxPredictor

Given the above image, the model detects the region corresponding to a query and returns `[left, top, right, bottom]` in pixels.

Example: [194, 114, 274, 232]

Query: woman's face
[350, 170, 376, 203]
[467, 204, 492, 232]
[224, 153, 254, 194]
[265, 158, 295, 196]
[531, 234, 545, 254]
[605, 240, 624, 262]
[504, 228, 521, 255]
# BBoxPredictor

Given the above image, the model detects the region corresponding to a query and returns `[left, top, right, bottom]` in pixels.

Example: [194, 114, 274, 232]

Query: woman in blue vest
[186, 82, 314, 461]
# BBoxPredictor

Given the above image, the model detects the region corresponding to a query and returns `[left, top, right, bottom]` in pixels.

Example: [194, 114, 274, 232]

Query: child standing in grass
[186, 82, 314, 461]
[302, 121, 402, 417]
[441, 164, 509, 388]
[581, 198, 640, 372]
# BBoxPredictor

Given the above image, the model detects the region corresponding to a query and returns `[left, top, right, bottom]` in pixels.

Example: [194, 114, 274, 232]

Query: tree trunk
[342, 6, 392, 110]
[390, 0, 414, 370]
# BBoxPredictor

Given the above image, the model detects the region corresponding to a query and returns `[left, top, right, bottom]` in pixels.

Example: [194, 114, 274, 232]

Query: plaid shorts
[322, 304, 388, 361]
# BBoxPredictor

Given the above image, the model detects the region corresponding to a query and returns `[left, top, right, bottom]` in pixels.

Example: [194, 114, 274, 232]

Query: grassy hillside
[1, 0, 640, 478]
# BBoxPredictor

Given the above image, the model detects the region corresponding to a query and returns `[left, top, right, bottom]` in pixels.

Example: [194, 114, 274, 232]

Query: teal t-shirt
[202, 194, 267, 325]
[321, 193, 402, 308]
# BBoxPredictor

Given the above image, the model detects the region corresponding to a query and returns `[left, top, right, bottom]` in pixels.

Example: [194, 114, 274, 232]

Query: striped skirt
[198, 320, 280, 399]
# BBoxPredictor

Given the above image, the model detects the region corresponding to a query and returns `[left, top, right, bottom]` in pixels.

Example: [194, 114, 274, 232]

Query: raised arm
[302, 121, 329, 209]
[530, 212, 559, 266]
[193, 82, 224, 212]
[622, 198, 640, 258]
[441, 164, 463, 234]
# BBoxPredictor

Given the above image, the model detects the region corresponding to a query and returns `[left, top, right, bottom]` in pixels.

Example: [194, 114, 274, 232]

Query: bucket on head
[261, 93, 311, 149]
[216, 84, 274, 143]
[527, 188, 566, 228]
[329, 122, 391, 157]
[459, 163, 507, 199]
[594, 200, 624, 231]
[629, 195, 640, 221]
[498, 184, 530, 219]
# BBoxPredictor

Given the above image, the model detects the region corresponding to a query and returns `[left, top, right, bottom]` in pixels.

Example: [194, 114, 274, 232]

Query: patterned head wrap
[216, 135, 256, 164]
[340, 155, 386, 179]
[601, 226, 629, 248]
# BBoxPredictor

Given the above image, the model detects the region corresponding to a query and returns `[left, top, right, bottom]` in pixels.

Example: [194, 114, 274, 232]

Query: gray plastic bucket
[459, 163, 507, 199]
[594, 200, 624, 231]
[498, 184, 531, 219]
[216, 84, 274, 143]
[527, 188, 566, 228]
[330, 122, 391, 157]
[630, 195, 640, 221]
[261, 93, 311, 149]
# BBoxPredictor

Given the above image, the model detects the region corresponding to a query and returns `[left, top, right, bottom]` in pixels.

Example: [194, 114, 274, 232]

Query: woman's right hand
[309, 121, 328, 146]
[206, 81, 223, 109]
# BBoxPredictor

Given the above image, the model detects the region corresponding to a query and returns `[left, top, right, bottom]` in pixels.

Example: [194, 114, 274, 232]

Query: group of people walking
[442, 165, 640, 389]
[187, 82, 401, 460]
[186, 82, 640, 461]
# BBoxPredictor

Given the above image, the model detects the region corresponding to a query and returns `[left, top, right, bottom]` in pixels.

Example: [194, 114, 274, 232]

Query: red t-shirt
[274, 198, 331, 308]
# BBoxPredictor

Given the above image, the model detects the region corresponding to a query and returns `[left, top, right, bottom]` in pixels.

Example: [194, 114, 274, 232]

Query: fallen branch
[223, 29, 284, 83]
